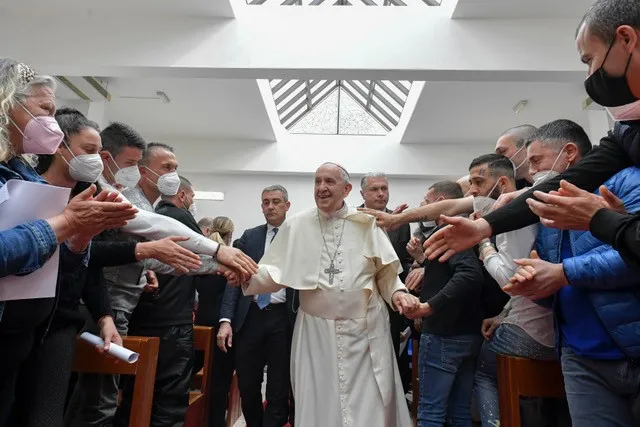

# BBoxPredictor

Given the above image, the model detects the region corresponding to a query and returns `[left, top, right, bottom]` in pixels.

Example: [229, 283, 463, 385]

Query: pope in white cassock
[232, 163, 419, 427]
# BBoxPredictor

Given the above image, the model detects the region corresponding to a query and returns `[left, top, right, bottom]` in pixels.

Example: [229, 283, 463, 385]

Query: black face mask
[585, 37, 638, 107]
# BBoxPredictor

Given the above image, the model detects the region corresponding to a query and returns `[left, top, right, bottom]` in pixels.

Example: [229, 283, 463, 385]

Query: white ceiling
[401, 81, 590, 144]
[56, 78, 594, 150]
[102, 78, 276, 142]
[0, 0, 235, 18]
[452, 0, 594, 19]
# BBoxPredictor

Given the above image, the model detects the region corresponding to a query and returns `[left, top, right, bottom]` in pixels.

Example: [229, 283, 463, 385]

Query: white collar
[318, 202, 349, 220]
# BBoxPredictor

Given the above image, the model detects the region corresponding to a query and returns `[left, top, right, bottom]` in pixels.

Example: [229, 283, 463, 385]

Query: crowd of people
[0, 0, 639, 426]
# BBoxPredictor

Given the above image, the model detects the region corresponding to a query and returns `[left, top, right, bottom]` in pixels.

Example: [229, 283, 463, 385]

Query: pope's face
[314, 165, 352, 213]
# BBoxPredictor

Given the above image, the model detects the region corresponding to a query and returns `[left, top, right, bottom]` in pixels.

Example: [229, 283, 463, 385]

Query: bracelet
[213, 243, 220, 257]
[479, 241, 493, 251]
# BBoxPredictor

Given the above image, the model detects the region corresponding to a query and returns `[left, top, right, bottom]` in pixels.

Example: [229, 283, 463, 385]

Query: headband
[17, 63, 37, 86]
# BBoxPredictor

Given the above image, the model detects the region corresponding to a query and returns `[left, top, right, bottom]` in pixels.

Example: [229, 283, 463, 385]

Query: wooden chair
[185, 326, 215, 427]
[72, 336, 160, 427]
[411, 337, 420, 426]
[496, 355, 566, 427]
[226, 372, 243, 427]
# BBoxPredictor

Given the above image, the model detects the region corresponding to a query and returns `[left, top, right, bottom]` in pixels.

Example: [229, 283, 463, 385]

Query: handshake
[393, 291, 425, 319]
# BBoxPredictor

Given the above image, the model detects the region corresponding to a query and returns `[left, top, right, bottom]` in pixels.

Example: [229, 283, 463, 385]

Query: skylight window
[270, 80, 412, 135]
[247, 0, 441, 6]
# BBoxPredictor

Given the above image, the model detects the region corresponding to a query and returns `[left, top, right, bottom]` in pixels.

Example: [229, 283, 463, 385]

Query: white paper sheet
[79, 332, 140, 363]
[399, 326, 411, 355]
[0, 180, 70, 301]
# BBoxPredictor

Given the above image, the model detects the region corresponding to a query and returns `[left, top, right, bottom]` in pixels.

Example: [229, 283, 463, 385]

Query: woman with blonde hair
[196, 215, 236, 427]
[204, 216, 234, 247]
[0, 58, 136, 424]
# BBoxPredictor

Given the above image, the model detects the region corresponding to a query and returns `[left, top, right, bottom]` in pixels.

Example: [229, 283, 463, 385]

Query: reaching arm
[143, 255, 219, 276]
[398, 197, 473, 225]
[481, 226, 538, 289]
[590, 209, 640, 266]
[89, 240, 138, 269]
[485, 136, 631, 236]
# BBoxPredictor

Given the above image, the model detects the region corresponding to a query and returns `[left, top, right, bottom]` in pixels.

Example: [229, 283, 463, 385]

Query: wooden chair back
[72, 336, 160, 427]
[496, 354, 566, 427]
[185, 326, 215, 427]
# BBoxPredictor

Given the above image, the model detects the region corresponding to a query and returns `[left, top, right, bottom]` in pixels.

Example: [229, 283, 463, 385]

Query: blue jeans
[474, 324, 557, 427]
[561, 346, 640, 427]
[418, 332, 481, 427]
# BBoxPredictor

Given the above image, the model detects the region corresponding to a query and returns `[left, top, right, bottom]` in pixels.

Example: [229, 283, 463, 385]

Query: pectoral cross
[324, 261, 342, 285]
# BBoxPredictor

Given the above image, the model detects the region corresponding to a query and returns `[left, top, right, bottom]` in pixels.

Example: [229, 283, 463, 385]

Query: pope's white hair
[318, 162, 350, 183]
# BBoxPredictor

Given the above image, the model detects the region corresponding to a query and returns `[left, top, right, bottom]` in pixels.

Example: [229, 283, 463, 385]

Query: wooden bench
[72, 336, 160, 427]
[185, 326, 215, 427]
[496, 355, 566, 427]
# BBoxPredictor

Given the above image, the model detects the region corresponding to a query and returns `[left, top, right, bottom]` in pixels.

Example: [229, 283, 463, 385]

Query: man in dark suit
[218, 185, 297, 427]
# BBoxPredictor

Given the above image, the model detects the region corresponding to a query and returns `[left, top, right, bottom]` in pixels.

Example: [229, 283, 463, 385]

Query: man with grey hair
[359, 171, 413, 391]
[233, 162, 420, 427]
[218, 183, 297, 427]
[494, 124, 537, 187]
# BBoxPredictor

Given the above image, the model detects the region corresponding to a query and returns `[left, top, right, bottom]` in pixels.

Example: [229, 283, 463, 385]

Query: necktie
[257, 228, 279, 309]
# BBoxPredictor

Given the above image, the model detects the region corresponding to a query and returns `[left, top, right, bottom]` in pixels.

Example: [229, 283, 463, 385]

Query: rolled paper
[79, 332, 139, 364]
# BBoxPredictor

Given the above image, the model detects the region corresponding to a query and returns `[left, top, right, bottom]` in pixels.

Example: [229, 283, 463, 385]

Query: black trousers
[0, 330, 37, 427]
[235, 303, 290, 427]
[115, 324, 194, 427]
[10, 323, 78, 427]
[193, 327, 236, 427]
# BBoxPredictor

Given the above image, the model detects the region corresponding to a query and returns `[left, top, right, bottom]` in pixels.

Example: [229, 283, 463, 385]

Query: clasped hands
[503, 250, 568, 300]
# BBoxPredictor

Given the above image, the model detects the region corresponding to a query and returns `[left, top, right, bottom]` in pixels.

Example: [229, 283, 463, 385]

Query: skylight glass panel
[246, 0, 441, 5]
[270, 79, 412, 135]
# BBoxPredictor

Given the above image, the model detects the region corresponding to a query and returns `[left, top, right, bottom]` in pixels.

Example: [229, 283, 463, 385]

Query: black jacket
[131, 200, 200, 328]
[219, 224, 298, 334]
[194, 274, 227, 327]
[421, 230, 484, 336]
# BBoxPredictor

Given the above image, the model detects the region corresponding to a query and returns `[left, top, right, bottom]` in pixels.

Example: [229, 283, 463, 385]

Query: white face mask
[530, 147, 567, 187]
[472, 179, 502, 216]
[60, 142, 104, 183]
[145, 167, 180, 196]
[69, 154, 104, 183]
[188, 202, 197, 217]
[509, 144, 527, 176]
[104, 152, 141, 188]
[115, 166, 141, 189]
[532, 170, 560, 186]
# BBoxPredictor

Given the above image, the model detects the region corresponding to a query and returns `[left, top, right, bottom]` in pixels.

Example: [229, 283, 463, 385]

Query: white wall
[187, 172, 437, 238]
